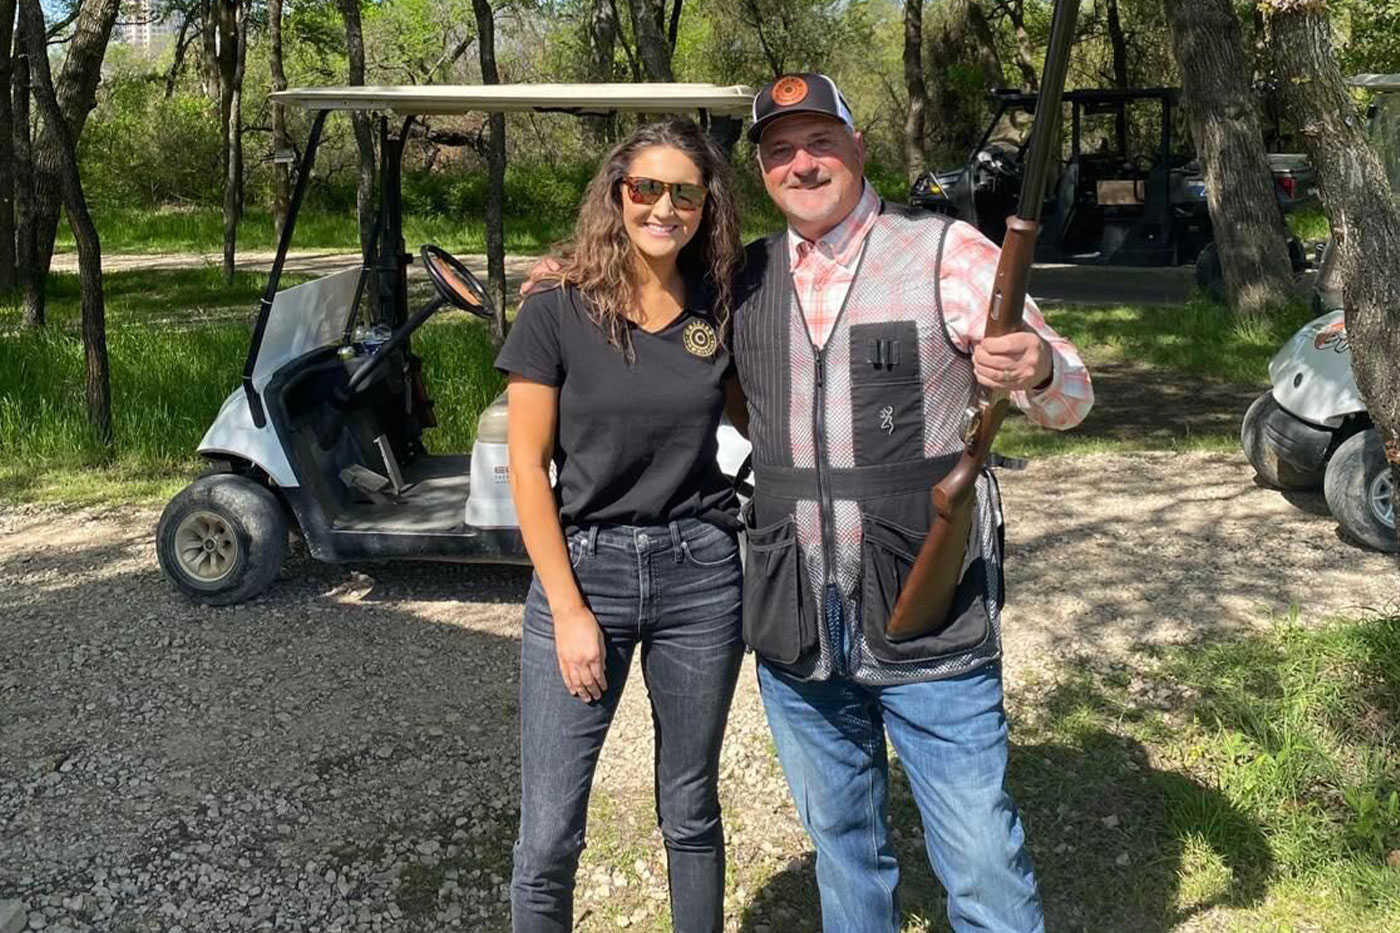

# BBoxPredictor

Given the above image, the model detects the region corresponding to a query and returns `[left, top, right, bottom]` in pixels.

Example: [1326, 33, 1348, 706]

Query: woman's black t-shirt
[493, 284, 739, 532]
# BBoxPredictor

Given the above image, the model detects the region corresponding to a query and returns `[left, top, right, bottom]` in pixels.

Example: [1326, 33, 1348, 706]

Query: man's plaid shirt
[787, 182, 1094, 429]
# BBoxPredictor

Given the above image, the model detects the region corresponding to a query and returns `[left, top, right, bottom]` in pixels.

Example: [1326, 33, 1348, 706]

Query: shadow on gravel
[1, 549, 532, 930]
[738, 698, 1271, 933]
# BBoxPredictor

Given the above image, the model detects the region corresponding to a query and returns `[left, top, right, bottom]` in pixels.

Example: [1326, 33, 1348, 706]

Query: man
[728, 74, 1093, 932]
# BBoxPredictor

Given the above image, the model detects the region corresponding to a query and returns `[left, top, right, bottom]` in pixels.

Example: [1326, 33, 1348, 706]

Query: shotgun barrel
[884, 0, 1081, 641]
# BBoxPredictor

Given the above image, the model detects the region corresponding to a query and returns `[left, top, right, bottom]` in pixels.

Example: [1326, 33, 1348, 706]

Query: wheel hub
[1370, 469, 1395, 530]
[175, 511, 240, 583]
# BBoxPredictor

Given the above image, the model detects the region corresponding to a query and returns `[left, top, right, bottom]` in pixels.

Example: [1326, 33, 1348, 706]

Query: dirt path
[52, 249, 1202, 306]
[2, 451, 1395, 932]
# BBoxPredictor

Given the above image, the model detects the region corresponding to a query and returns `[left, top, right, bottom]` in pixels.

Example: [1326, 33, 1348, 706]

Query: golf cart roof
[1350, 74, 1400, 90]
[270, 83, 755, 116]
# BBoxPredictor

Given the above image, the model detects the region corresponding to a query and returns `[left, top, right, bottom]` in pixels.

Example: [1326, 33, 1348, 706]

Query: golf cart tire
[1324, 429, 1398, 553]
[1241, 392, 1327, 490]
[1195, 243, 1225, 303]
[157, 474, 289, 605]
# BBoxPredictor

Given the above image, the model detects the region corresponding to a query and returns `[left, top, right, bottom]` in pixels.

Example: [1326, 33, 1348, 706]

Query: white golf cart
[1239, 73, 1398, 553]
[156, 84, 755, 604]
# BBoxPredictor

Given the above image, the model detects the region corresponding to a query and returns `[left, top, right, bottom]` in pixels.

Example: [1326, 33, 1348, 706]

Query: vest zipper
[813, 353, 837, 584]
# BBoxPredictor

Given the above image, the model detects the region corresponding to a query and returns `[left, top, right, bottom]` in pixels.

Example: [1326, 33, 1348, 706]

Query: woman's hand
[553, 603, 609, 702]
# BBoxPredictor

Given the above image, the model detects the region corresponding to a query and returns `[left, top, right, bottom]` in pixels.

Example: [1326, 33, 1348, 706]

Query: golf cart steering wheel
[421, 244, 495, 320]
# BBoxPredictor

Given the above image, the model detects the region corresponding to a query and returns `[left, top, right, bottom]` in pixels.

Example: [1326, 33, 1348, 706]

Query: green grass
[996, 612, 1400, 931]
[1288, 207, 1332, 245]
[59, 206, 575, 256]
[1042, 297, 1316, 387]
[61, 204, 788, 257]
[0, 269, 503, 506]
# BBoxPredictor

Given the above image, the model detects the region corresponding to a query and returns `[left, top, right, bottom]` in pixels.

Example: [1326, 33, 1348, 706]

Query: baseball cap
[748, 73, 855, 143]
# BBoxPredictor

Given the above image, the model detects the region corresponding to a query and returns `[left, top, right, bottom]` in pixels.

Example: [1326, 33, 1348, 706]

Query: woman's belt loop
[668, 520, 684, 563]
[586, 525, 599, 557]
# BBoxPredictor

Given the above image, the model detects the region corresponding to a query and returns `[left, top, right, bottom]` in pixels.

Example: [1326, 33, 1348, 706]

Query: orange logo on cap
[771, 76, 809, 106]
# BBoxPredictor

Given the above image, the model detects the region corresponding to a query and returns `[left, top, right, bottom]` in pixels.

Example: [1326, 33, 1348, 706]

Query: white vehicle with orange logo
[1241, 309, 1394, 552]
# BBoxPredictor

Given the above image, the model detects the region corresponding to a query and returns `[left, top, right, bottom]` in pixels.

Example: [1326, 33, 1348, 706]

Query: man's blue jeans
[511, 519, 744, 933]
[757, 657, 1044, 933]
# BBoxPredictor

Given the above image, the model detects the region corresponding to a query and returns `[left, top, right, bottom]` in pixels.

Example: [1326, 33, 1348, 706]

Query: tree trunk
[12, 14, 38, 325]
[217, 0, 246, 282]
[26, 0, 122, 316]
[473, 0, 507, 342]
[0, 0, 16, 292]
[1162, 0, 1292, 318]
[966, 2, 1006, 89]
[19, 0, 110, 449]
[625, 0, 673, 81]
[200, 0, 219, 98]
[1000, 0, 1038, 91]
[1264, 0, 1400, 552]
[1106, 0, 1129, 88]
[667, 0, 682, 51]
[903, 0, 928, 182]
[269, 0, 290, 240]
[164, 13, 193, 99]
[339, 0, 376, 256]
[585, 0, 617, 145]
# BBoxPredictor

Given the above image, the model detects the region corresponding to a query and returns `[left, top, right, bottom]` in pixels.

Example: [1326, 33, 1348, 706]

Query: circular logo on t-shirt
[683, 319, 719, 358]
[771, 76, 809, 107]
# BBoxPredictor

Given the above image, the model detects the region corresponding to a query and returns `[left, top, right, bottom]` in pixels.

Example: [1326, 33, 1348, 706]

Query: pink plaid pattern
[788, 184, 880, 349]
[787, 190, 1093, 430]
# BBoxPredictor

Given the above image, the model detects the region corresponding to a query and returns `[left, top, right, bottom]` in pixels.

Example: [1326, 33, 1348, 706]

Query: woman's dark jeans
[511, 518, 744, 933]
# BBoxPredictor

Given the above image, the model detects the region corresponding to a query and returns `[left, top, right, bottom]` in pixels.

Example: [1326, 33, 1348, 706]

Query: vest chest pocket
[849, 321, 923, 465]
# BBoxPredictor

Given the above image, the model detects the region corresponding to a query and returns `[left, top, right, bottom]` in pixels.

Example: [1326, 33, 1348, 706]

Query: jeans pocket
[682, 525, 741, 568]
[860, 513, 991, 664]
[741, 517, 817, 666]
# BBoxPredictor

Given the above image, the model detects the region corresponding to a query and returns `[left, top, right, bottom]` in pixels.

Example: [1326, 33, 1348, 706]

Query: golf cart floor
[332, 454, 471, 534]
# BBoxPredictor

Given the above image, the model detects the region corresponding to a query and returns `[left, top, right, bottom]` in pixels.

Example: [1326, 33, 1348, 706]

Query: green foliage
[81, 77, 223, 208]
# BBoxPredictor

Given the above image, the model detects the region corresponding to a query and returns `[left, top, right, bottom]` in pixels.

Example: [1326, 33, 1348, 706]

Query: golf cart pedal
[339, 464, 392, 494]
[374, 434, 408, 495]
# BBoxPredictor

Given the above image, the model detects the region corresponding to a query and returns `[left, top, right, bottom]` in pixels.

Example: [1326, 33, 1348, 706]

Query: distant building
[114, 0, 177, 54]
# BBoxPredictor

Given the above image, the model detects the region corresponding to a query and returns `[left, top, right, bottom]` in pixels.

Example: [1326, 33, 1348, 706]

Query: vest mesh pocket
[741, 517, 817, 666]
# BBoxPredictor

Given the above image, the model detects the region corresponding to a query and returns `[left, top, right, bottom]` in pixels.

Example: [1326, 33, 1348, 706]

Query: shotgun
[885, 0, 1081, 641]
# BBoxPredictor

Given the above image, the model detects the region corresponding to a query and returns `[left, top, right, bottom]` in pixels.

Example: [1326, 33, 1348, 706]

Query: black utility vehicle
[911, 87, 1314, 268]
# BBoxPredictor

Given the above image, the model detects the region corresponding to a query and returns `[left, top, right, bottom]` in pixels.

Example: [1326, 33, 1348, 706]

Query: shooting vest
[732, 202, 1005, 685]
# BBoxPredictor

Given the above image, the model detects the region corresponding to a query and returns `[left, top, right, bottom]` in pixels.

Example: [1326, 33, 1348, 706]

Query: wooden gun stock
[884, 221, 1035, 640]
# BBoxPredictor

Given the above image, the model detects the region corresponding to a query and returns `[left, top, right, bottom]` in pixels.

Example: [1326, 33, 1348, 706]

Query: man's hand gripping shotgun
[884, 0, 1081, 642]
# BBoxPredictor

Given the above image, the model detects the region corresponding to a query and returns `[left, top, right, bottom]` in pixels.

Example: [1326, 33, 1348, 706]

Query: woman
[494, 120, 744, 933]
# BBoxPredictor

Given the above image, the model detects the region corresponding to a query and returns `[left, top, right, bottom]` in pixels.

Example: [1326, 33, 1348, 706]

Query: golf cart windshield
[252, 267, 360, 388]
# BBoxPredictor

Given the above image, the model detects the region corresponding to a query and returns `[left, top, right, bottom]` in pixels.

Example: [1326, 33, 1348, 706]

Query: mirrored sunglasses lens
[672, 184, 707, 210]
[628, 178, 665, 203]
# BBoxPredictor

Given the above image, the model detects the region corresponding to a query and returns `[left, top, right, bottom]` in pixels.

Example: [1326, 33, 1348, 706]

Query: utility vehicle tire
[1324, 429, 1397, 553]
[157, 474, 289, 605]
[1196, 242, 1225, 303]
[1241, 392, 1326, 490]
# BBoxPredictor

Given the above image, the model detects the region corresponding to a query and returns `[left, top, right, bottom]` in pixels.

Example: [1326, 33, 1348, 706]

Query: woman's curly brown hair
[545, 120, 741, 356]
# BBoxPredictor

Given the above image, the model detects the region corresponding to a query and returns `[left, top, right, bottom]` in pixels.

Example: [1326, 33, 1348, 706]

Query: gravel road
[2, 451, 1396, 932]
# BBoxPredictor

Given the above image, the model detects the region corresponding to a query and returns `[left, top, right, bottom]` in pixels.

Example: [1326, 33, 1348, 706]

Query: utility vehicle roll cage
[240, 83, 755, 428]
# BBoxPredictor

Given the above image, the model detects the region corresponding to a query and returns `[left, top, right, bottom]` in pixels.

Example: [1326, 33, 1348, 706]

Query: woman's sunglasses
[621, 176, 708, 211]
